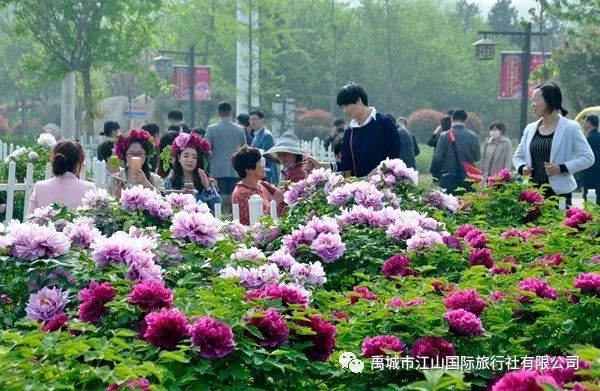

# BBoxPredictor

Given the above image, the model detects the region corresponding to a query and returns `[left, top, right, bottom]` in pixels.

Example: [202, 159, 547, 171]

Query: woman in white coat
[513, 81, 594, 206]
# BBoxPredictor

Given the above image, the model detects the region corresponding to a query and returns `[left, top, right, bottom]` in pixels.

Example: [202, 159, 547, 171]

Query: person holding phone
[106, 129, 164, 199]
[163, 132, 221, 212]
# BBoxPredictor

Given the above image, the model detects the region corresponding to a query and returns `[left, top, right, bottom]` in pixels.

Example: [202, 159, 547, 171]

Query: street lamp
[473, 23, 547, 137]
[154, 46, 197, 128]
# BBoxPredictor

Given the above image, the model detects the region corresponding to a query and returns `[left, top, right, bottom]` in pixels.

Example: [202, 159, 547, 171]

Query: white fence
[301, 137, 335, 162]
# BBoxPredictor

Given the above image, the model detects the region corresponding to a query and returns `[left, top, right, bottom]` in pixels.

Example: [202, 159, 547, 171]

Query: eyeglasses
[126, 151, 146, 158]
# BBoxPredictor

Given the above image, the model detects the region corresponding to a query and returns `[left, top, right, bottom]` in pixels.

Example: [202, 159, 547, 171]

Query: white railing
[0, 141, 15, 160]
[300, 137, 335, 162]
[214, 195, 278, 225]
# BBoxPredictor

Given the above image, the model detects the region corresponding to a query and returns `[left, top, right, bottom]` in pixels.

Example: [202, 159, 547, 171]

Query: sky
[471, 0, 538, 18]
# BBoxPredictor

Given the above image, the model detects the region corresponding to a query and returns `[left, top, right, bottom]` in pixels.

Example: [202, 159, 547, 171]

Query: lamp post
[154, 46, 197, 128]
[474, 23, 546, 137]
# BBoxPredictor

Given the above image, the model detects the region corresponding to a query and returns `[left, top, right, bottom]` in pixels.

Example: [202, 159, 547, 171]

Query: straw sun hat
[263, 133, 304, 164]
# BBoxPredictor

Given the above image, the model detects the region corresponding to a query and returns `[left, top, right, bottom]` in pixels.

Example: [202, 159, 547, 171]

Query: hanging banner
[499, 52, 551, 99]
[172, 66, 212, 101]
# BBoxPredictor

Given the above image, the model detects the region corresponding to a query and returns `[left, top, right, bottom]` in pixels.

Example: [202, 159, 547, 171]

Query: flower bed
[0, 163, 598, 390]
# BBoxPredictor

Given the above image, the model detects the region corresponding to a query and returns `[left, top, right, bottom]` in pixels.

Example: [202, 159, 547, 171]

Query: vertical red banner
[172, 66, 212, 101]
[499, 52, 551, 99]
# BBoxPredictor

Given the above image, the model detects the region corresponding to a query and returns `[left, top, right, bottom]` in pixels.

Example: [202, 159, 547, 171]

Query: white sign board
[123, 103, 147, 120]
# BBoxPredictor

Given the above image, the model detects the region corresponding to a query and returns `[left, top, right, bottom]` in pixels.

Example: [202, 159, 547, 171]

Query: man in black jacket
[582, 114, 600, 204]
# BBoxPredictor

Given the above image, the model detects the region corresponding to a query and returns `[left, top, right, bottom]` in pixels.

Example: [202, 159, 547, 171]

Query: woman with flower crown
[106, 129, 164, 198]
[163, 132, 221, 211]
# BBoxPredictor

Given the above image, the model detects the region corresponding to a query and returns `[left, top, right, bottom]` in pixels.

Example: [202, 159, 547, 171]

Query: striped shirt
[529, 129, 554, 185]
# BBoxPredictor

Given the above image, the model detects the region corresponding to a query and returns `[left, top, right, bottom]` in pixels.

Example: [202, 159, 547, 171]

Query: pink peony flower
[410, 336, 456, 360]
[381, 254, 417, 278]
[165, 192, 197, 208]
[423, 191, 459, 213]
[378, 158, 419, 186]
[455, 224, 477, 238]
[219, 264, 280, 290]
[223, 221, 249, 242]
[331, 311, 350, 322]
[486, 168, 513, 186]
[231, 246, 266, 261]
[306, 216, 340, 235]
[565, 207, 593, 230]
[444, 289, 487, 316]
[77, 281, 117, 323]
[246, 283, 309, 308]
[289, 261, 327, 286]
[6, 222, 70, 260]
[501, 228, 529, 241]
[267, 247, 296, 268]
[310, 232, 346, 262]
[431, 280, 455, 293]
[574, 272, 600, 295]
[170, 210, 223, 247]
[64, 217, 102, 248]
[537, 253, 564, 267]
[518, 278, 558, 301]
[442, 235, 463, 251]
[491, 258, 520, 275]
[407, 230, 444, 251]
[143, 309, 189, 350]
[106, 378, 150, 391]
[464, 229, 487, 248]
[81, 188, 112, 209]
[246, 308, 289, 348]
[527, 227, 545, 237]
[283, 179, 309, 205]
[362, 335, 406, 358]
[349, 286, 379, 304]
[190, 316, 235, 359]
[491, 370, 558, 391]
[25, 286, 69, 322]
[444, 309, 485, 336]
[297, 316, 336, 362]
[489, 291, 508, 302]
[128, 280, 173, 312]
[251, 222, 281, 247]
[525, 356, 591, 387]
[520, 190, 545, 204]
[282, 226, 317, 255]
[469, 247, 494, 268]
[42, 313, 68, 332]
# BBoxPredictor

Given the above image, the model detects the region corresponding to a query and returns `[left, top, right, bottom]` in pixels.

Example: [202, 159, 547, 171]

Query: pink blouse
[28, 172, 96, 213]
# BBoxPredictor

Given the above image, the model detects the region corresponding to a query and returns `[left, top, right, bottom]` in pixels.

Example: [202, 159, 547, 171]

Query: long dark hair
[169, 153, 204, 191]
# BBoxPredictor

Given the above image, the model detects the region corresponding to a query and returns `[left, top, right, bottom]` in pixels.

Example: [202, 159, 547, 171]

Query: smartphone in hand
[129, 156, 142, 171]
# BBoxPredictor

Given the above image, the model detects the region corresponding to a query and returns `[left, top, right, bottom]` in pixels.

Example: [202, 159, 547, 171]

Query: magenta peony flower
[464, 229, 487, 248]
[90, 231, 156, 268]
[310, 232, 346, 262]
[537, 253, 564, 267]
[574, 272, 600, 295]
[25, 286, 69, 322]
[77, 281, 117, 323]
[520, 190, 544, 204]
[486, 168, 513, 186]
[7, 222, 70, 260]
[42, 313, 68, 332]
[565, 207, 593, 230]
[518, 278, 558, 301]
[120, 185, 158, 210]
[527, 227, 545, 237]
[444, 289, 487, 316]
[410, 336, 456, 359]
[444, 309, 485, 336]
[246, 283, 310, 308]
[381, 254, 417, 278]
[297, 316, 336, 362]
[469, 247, 494, 268]
[170, 210, 223, 247]
[281, 226, 316, 255]
[362, 335, 406, 358]
[431, 280, 455, 293]
[331, 311, 350, 322]
[524, 356, 591, 387]
[491, 370, 558, 391]
[443, 235, 463, 251]
[143, 309, 189, 350]
[349, 286, 379, 304]
[489, 291, 508, 302]
[455, 224, 477, 238]
[106, 378, 150, 391]
[128, 280, 173, 311]
[190, 316, 235, 359]
[491, 258, 520, 275]
[246, 308, 289, 348]
[501, 228, 529, 241]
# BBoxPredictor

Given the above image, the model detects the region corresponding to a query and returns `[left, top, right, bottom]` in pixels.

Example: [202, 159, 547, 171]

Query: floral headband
[171, 132, 212, 158]
[114, 129, 156, 161]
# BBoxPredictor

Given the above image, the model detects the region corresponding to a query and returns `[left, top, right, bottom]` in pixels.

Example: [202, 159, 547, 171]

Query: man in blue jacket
[305, 83, 400, 177]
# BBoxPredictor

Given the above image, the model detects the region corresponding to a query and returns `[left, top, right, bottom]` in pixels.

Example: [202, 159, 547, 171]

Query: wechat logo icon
[339, 352, 364, 373]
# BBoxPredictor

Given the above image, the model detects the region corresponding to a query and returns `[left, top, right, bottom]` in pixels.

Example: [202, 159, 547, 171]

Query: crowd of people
[28, 80, 600, 223]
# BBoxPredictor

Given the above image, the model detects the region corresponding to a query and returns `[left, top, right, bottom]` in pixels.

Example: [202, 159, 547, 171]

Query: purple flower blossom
[527, 227, 545, 237]
[444, 289, 486, 316]
[381, 254, 417, 278]
[27, 205, 59, 224]
[326, 181, 384, 209]
[120, 185, 159, 210]
[574, 272, 600, 295]
[90, 231, 156, 268]
[282, 226, 317, 255]
[377, 158, 419, 186]
[306, 216, 340, 235]
[170, 210, 223, 247]
[143, 309, 189, 350]
[283, 179, 309, 205]
[564, 207, 593, 230]
[455, 224, 477, 238]
[486, 168, 513, 186]
[64, 217, 102, 248]
[42, 313, 68, 332]
[311, 232, 346, 262]
[338, 205, 378, 227]
[469, 248, 494, 268]
[165, 193, 196, 208]
[77, 281, 117, 323]
[223, 221, 249, 241]
[289, 261, 327, 286]
[128, 280, 173, 311]
[520, 190, 544, 204]
[501, 228, 529, 241]
[190, 316, 235, 359]
[220, 264, 280, 289]
[25, 287, 69, 322]
[443, 235, 463, 251]
[407, 230, 444, 251]
[251, 222, 281, 247]
[297, 316, 336, 362]
[362, 335, 406, 357]
[518, 278, 558, 301]
[464, 228, 487, 248]
[267, 247, 296, 268]
[246, 308, 289, 348]
[491, 258, 520, 275]
[423, 191, 459, 213]
[388, 297, 424, 307]
[410, 336, 456, 360]
[106, 378, 150, 391]
[349, 286, 379, 304]
[81, 188, 112, 209]
[444, 309, 485, 336]
[246, 283, 310, 308]
[386, 219, 421, 241]
[6, 222, 70, 260]
[230, 246, 266, 261]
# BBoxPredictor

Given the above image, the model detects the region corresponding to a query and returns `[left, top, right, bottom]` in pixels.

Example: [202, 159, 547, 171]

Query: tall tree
[455, 0, 481, 33]
[1, 0, 161, 132]
[487, 0, 518, 33]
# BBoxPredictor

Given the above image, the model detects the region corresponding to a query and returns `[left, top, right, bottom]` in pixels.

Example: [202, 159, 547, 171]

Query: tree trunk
[81, 65, 94, 139]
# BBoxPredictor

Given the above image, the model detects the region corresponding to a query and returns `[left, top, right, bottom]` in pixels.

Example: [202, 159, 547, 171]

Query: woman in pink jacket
[28, 140, 96, 213]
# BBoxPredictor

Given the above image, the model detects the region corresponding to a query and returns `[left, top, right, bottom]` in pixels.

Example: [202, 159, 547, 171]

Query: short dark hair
[249, 110, 264, 119]
[336, 83, 368, 106]
[168, 110, 184, 121]
[102, 121, 120, 137]
[167, 124, 190, 133]
[334, 118, 345, 127]
[237, 114, 250, 126]
[97, 140, 114, 162]
[218, 102, 232, 116]
[451, 109, 468, 122]
[231, 146, 261, 179]
[191, 127, 206, 136]
[536, 81, 568, 116]
[440, 115, 452, 131]
[585, 114, 599, 128]
[490, 121, 506, 133]
[141, 123, 160, 138]
[52, 140, 85, 176]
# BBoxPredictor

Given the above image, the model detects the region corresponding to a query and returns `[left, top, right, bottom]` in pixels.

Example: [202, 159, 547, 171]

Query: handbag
[448, 129, 483, 183]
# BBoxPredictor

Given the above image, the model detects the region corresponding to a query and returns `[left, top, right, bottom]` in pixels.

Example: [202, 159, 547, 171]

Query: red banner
[499, 52, 551, 99]
[172, 66, 212, 101]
